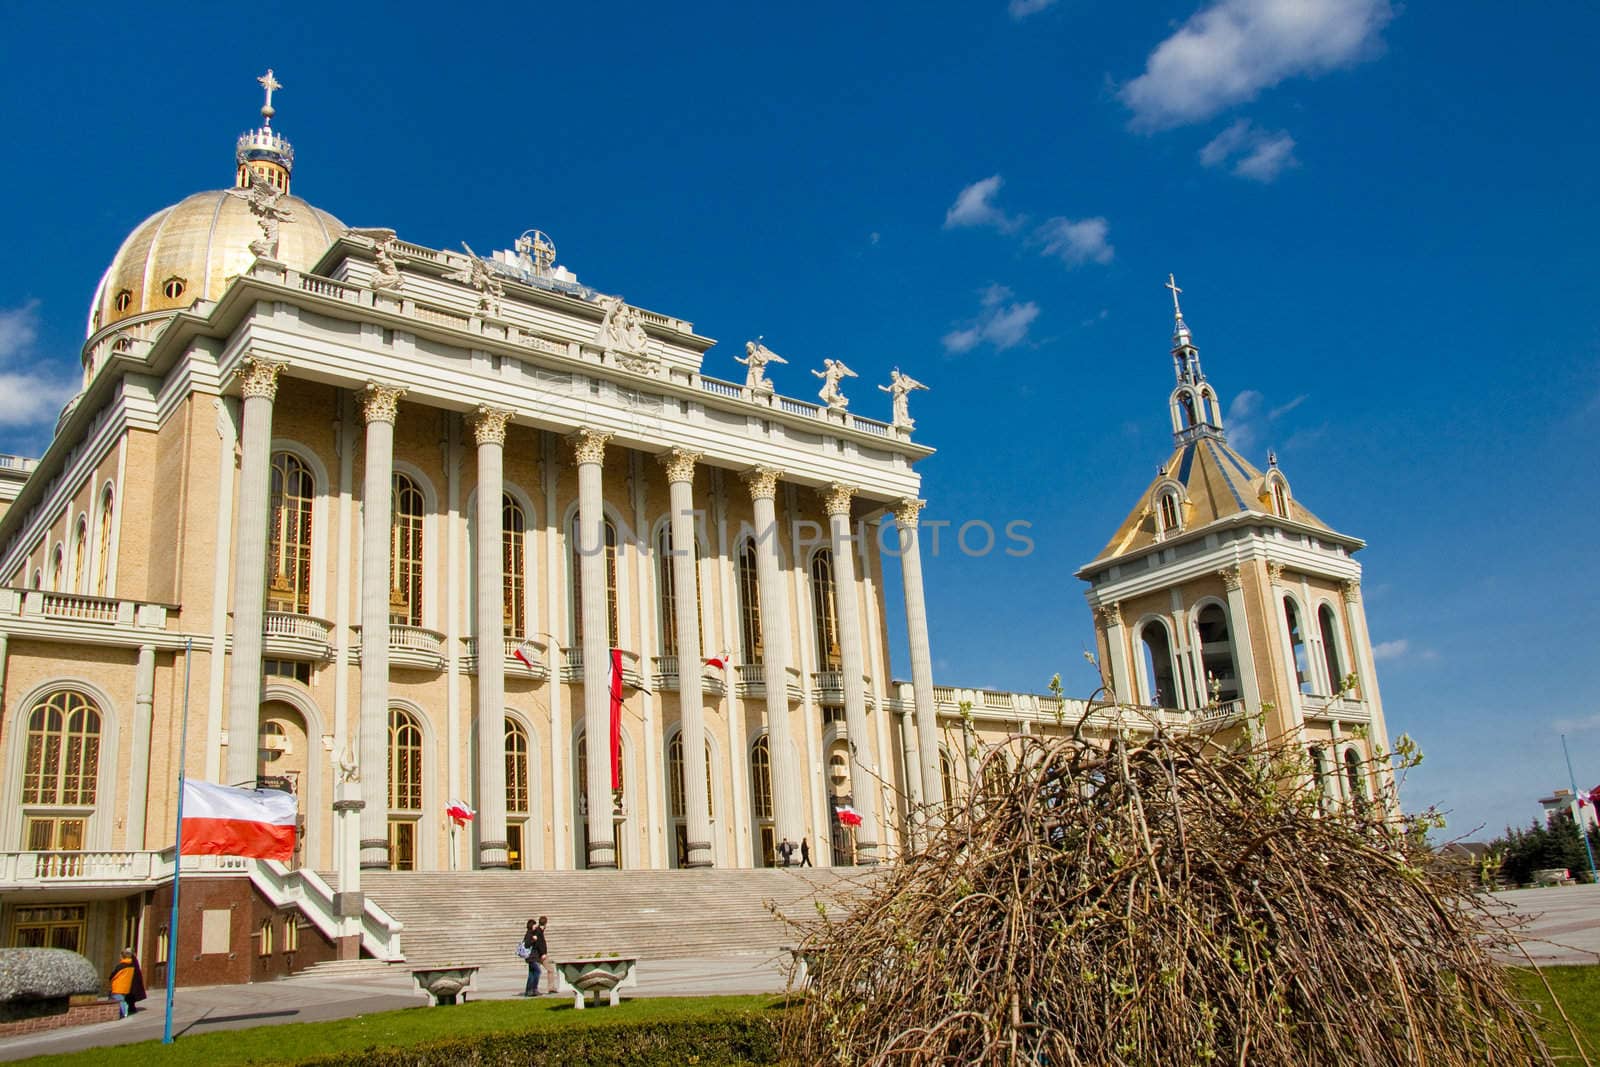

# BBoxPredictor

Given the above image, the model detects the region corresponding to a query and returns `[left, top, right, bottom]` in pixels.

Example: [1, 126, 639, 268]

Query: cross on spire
[257, 69, 281, 124]
[1165, 273, 1184, 320]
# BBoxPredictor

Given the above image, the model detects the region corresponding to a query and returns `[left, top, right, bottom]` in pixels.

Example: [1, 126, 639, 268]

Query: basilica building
[0, 77, 1392, 983]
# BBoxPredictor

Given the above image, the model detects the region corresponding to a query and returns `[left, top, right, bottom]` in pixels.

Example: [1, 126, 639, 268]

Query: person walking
[520, 919, 544, 996]
[799, 837, 812, 867]
[108, 948, 145, 1018]
[536, 915, 552, 995]
[778, 838, 795, 867]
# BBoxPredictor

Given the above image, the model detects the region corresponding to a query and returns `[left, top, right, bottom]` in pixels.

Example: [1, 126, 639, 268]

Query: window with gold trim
[736, 537, 762, 663]
[667, 731, 713, 820]
[506, 718, 529, 814]
[809, 550, 842, 671]
[656, 524, 704, 657]
[570, 515, 618, 645]
[267, 453, 314, 614]
[391, 474, 424, 625]
[23, 690, 101, 808]
[94, 486, 114, 596]
[388, 708, 423, 811]
[69, 517, 88, 592]
[502, 494, 525, 636]
[750, 736, 773, 821]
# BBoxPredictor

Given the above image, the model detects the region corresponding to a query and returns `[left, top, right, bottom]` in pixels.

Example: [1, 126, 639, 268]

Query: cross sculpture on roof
[258, 69, 282, 124]
[1165, 273, 1183, 319]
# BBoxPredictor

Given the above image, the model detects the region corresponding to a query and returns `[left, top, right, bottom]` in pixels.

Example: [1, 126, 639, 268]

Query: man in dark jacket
[535, 915, 552, 994]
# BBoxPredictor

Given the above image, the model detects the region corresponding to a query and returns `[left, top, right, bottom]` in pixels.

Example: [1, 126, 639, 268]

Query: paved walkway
[2, 887, 1596, 1062]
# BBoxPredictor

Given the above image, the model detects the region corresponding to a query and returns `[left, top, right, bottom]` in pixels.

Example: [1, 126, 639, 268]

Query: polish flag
[513, 643, 539, 670]
[704, 652, 731, 671]
[446, 799, 475, 826]
[834, 804, 862, 828]
[180, 780, 296, 861]
[609, 649, 625, 791]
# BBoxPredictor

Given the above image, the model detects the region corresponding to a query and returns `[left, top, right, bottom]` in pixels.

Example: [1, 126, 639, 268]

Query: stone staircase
[320, 867, 877, 967]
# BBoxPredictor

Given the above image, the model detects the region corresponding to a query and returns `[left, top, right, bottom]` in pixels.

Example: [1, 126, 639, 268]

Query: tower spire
[1164, 274, 1224, 443]
[236, 69, 294, 194]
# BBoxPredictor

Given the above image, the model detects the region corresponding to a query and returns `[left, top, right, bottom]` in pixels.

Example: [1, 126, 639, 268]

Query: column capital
[361, 381, 406, 425]
[893, 497, 926, 528]
[1217, 566, 1243, 591]
[656, 448, 701, 484]
[819, 482, 857, 517]
[567, 427, 612, 465]
[471, 405, 512, 447]
[1094, 600, 1123, 629]
[1266, 561, 1286, 585]
[1340, 578, 1361, 603]
[740, 466, 782, 500]
[238, 357, 287, 401]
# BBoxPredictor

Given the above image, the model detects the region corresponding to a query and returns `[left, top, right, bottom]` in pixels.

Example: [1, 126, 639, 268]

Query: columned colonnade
[222, 369, 944, 870]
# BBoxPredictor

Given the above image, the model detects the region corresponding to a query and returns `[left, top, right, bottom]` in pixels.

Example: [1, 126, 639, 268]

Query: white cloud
[0, 301, 75, 430]
[943, 175, 1022, 233]
[1553, 712, 1600, 734]
[1121, 0, 1393, 130]
[1226, 388, 1309, 452]
[1371, 639, 1409, 662]
[1034, 216, 1114, 266]
[1201, 120, 1299, 181]
[1009, 0, 1057, 18]
[942, 284, 1040, 354]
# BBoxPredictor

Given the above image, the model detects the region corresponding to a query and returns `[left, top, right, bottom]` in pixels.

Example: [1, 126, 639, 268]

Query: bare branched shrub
[780, 731, 1578, 1066]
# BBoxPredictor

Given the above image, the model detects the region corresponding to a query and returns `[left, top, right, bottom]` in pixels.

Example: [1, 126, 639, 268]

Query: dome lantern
[235, 69, 294, 194]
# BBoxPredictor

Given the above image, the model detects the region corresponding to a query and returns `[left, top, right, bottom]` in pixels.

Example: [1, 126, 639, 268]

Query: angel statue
[447, 242, 505, 316]
[736, 340, 788, 395]
[879, 368, 929, 431]
[812, 358, 858, 410]
[226, 168, 297, 260]
[346, 228, 403, 292]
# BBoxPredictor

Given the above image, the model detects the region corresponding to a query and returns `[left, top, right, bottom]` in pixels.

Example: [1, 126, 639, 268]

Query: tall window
[505, 718, 529, 814]
[656, 525, 704, 657]
[69, 517, 88, 592]
[49, 546, 63, 592]
[268, 453, 314, 614]
[737, 538, 763, 663]
[939, 748, 956, 811]
[810, 550, 842, 671]
[1138, 621, 1178, 708]
[22, 690, 102, 852]
[1283, 597, 1312, 695]
[1318, 604, 1344, 695]
[503, 494, 525, 636]
[391, 474, 424, 626]
[570, 515, 618, 645]
[94, 486, 114, 596]
[1343, 748, 1366, 808]
[1158, 492, 1180, 534]
[388, 708, 423, 871]
[576, 732, 625, 804]
[1194, 604, 1240, 704]
[1270, 478, 1290, 518]
[1309, 746, 1329, 812]
[750, 736, 773, 820]
[667, 732, 714, 820]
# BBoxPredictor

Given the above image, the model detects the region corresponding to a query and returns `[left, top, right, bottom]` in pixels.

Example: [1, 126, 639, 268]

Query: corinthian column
[571, 428, 616, 868]
[473, 407, 512, 869]
[741, 467, 803, 848]
[226, 357, 285, 788]
[359, 382, 404, 869]
[821, 483, 878, 864]
[894, 498, 942, 811]
[659, 449, 713, 867]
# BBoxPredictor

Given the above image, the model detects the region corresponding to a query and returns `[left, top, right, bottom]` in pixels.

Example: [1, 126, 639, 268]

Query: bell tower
[1075, 278, 1394, 810]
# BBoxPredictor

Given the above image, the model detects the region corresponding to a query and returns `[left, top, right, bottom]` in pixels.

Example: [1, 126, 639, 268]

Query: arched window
[94, 486, 114, 596]
[22, 690, 102, 852]
[666, 732, 713, 820]
[49, 546, 63, 592]
[1283, 597, 1312, 695]
[939, 747, 956, 810]
[1194, 603, 1240, 704]
[810, 550, 842, 671]
[30, 568, 41, 590]
[1178, 390, 1197, 428]
[1318, 604, 1344, 695]
[570, 515, 619, 645]
[387, 708, 423, 871]
[503, 494, 525, 636]
[505, 718, 529, 814]
[1309, 746, 1329, 812]
[736, 538, 763, 663]
[1158, 491, 1181, 534]
[268, 453, 315, 614]
[69, 517, 88, 592]
[655, 524, 704, 657]
[1138, 620, 1178, 708]
[750, 737, 773, 821]
[1343, 748, 1366, 808]
[576, 731, 625, 812]
[390, 474, 424, 626]
[1268, 476, 1291, 518]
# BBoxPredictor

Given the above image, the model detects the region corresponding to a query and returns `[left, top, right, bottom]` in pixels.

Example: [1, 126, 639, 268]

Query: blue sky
[1, 1, 1596, 839]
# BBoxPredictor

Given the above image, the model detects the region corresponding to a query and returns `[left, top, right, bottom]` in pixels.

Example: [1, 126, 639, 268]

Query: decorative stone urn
[409, 965, 479, 1006]
[553, 956, 638, 1009]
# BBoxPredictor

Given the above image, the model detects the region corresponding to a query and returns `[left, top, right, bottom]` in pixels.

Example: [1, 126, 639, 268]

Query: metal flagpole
[162, 637, 194, 1045]
[1561, 734, 1598, 884]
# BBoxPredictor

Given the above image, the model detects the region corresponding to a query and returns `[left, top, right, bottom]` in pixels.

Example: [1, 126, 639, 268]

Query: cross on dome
[257, 69, 282, 125]
[1165, 273, 1183, 319]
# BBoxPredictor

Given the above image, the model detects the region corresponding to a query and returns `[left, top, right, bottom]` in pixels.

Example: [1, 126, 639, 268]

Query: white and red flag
[180, 780, 297, 861]
[704, 652, 731, 671]
[835, 804, 863, 828]
[446, 799, 475, 826]
[609, 649, 625, 791]
[513, 643, 539, 671]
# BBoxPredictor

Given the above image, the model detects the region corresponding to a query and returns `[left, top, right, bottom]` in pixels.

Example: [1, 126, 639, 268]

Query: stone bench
[1532, 868, 1574, 887]
[410, 965, 479, 1006]
[553, 957, 638, 1009]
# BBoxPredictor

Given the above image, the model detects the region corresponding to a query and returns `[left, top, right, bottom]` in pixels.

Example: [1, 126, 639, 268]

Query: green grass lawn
[12, 995, 786, 1067]
[1513, 965, 1600, 1062]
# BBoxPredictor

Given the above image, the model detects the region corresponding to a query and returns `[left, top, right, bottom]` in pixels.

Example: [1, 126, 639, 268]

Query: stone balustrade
[561, 647, 645, 689]
[262, 611, 334, 660]
[353, 624, 448, 671]
[651, 654, 727, 696]
[462, 635, 549, 680]
[734, 662, 803, 702]
[0, 588, 177, 647]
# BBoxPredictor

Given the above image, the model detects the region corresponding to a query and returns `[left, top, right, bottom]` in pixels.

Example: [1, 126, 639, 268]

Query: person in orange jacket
[108, 948, 146, 1018]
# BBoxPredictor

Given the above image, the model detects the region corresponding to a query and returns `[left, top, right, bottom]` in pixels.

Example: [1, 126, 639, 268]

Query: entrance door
[758, 824, 776, 868]
[388, 820, 417, 870]
[672, 824, 690, 868]
[507, 823, 524, 870]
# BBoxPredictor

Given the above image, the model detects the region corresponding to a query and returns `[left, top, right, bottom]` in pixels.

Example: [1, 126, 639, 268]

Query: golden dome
[89, 189, 345, 336]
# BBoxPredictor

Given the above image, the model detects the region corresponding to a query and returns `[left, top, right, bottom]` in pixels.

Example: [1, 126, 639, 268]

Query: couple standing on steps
[520, 916, 551, 996]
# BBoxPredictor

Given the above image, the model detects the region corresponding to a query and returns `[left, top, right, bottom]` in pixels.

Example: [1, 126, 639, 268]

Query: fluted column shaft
[359, 383, 404, 869]
[662, 451, 713, 867]
[744, 468, 803, 846]
[822, 484, 877, 863]
[473, 408, 512, 869]
[226, 358, 284, 788]
[895, 499, 942, 811]
[573, 429, 616, 868]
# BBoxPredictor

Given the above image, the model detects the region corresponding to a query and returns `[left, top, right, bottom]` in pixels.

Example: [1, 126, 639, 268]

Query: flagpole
[1561, 734, 1598, 883]
[163, 638, 193, 1045]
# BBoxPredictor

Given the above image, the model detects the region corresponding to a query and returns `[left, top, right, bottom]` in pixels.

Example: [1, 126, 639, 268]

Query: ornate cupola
[1165, 275, 1226, 444]
[235, 69, 295, 194]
